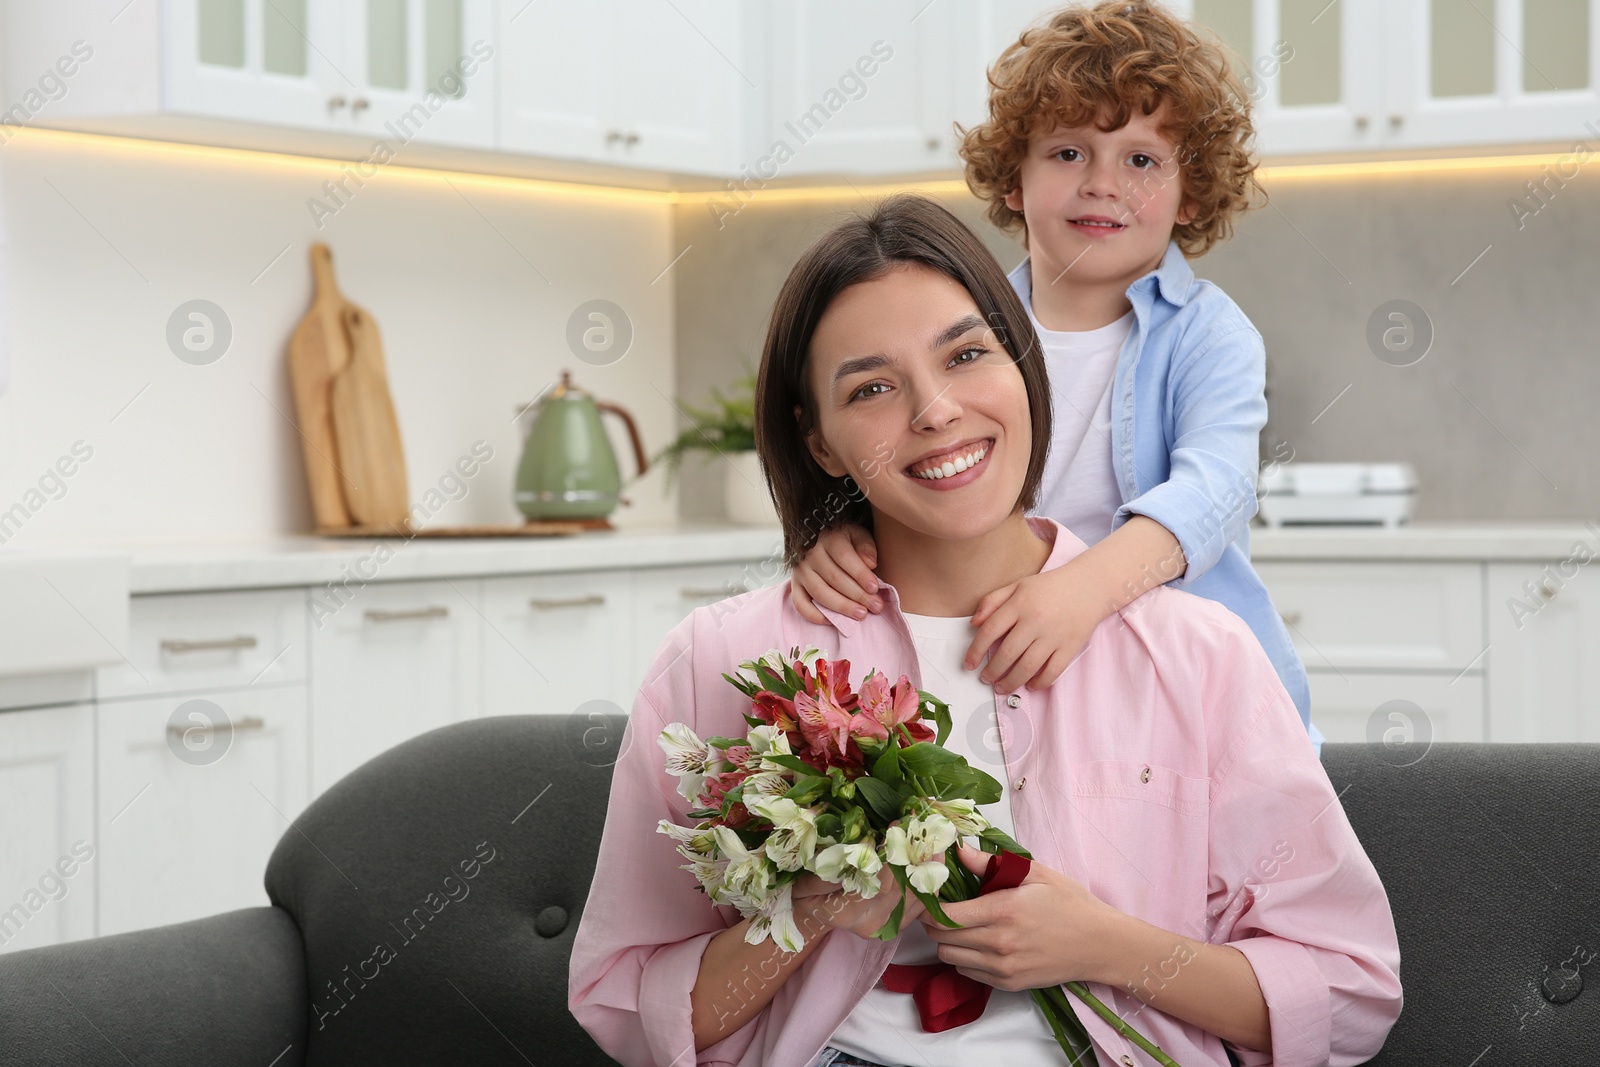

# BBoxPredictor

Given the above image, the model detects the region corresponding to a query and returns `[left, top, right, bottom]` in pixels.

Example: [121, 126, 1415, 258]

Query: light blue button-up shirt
[1009, 243, 1322, 752]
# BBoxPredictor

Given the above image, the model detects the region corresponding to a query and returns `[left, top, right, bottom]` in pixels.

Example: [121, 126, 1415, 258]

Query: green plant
[652, 372, 758, 493]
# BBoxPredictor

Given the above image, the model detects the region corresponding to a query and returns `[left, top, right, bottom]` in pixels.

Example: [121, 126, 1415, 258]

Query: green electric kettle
[515, 370, 650, 521]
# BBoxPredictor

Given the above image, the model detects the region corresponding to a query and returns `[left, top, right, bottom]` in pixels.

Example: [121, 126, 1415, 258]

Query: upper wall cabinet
[6, 1, 1599, 181]
[1, 0, 495, 150]
[763, 1, 957, 175]
[1176, 0, 1600, 155]
[169, 0, 497, 146]
[498, 0, 761, 175]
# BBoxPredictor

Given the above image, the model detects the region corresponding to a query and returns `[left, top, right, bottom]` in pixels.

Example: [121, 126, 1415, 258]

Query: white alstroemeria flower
[740, 770, 793, 805]
[885, 813, 958, 895]
[745, 880, 806, 953]
[711, 825, 776, 909]
[926, 798, 989, 837]
[681, 856, 728, 898]
[746, 723, 793, 758]
[758, 649, 789, 675]
[748, 797, 821, 872]
[658, 723, 714, 803]
[656, 819, 717, 860]
[810, 838, 883, 898]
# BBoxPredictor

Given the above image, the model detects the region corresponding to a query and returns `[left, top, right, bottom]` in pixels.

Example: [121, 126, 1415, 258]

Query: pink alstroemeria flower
[793, 685, 857, 767]
[855, 671, 936, 745]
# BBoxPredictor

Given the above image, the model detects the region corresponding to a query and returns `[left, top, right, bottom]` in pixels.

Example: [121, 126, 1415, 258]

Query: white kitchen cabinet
[1174, 0, 1388, 156]
[497, 0, 758, 174]
[629, 560, 789, 693]
[1253, 560, 1486, 672]
[0, 704, 96, 954]
[481, 569, 634, 719]
[3, 0, 497, 150]
[765, 0, 958, 175]
[1305, 670, 1486, 745]
[97, 588, 308, 701]
[334, 0, 498, 148]
[1385, 0, 1600, 150]
[1182, 0, 1600, 156]
[308, 579, 482, 795]
[164, 0, 343, 130]
[95, 684, 308, 936]
[1486, 559, 1600, 741]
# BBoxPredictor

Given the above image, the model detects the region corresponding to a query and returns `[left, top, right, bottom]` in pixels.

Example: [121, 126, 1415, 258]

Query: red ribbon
[879, 849, 1033, 1031]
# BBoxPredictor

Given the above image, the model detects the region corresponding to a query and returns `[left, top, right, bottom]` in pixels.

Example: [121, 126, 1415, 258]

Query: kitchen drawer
[96, 685, 308, 936]
[630, 560, 785, 693]
[1254, 561, 1485, 672]
[97, 589, 308, 699]
[482, 570, 634, 719]
[1308, 671, 1486, 747]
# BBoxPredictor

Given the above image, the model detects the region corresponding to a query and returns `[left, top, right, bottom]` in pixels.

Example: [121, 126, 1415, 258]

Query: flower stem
[1030, 987, 1097, 1065]
[1059, 981, 1182, 1067]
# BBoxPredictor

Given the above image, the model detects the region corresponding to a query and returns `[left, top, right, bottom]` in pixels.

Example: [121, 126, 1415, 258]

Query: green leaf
[853, 776, 904, 823]
[917, 689, 952, 747]
[871, 744, 903, 789]
[913, 883, 961, 929]
[871, 894, 907, 941]
[785, 777, 831, 804]
[978, 827, 1032, 859]
[763, 754, 825, 776]
[898, 743, 963, 774]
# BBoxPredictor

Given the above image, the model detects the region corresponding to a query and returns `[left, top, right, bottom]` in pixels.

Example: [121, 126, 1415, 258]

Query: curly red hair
[958, 0, 1262, 256]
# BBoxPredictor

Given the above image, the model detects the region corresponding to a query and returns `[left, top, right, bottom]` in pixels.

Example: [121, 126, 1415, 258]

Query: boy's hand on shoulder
[964, 562, 1106, 692]
[789, 523, 882, 625]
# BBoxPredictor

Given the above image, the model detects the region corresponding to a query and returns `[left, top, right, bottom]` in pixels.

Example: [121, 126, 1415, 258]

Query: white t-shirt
[825, 612, 1063, 1067]
[1029, 309, 1133, 547]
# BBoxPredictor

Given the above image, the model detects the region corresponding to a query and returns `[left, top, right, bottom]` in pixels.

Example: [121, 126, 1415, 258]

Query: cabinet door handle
[352, 97, 370, 113]
[1279, 611, 1302, 626]
[605, 129, 623, 144]
[1540, 581, 1560, 601]
[160, 635, 259, 654]
[364, 606, 450, 622]
[623, 131, 639, 146]
[167, 715, 265, 738]
[1353, 114, 1369, 130]
[328, 95, 347, 111]
[680, 586, 745, 599]
[529, 595, 606, 610]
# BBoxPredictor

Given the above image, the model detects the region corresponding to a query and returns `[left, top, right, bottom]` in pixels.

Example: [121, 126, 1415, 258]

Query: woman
[568, 195, 1401, 1067]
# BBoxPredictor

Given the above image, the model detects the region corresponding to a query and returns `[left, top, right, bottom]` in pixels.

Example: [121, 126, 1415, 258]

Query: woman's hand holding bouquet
[655, 646, 1180, 1066]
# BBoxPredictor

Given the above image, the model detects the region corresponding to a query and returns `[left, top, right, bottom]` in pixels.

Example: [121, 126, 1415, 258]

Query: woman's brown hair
[755, 194, 1052, 568]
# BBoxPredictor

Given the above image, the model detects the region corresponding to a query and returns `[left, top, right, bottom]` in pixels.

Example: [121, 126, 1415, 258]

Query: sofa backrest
[1321, 741, 1600, 1062]
[266, 712, 627, 1067]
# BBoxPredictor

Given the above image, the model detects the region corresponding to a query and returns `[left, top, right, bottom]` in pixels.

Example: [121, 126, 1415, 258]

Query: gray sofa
[2, 715, 1595, 1065]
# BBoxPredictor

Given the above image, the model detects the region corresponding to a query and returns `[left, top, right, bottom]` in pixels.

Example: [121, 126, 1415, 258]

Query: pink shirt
[569, 518, 1402, 1067]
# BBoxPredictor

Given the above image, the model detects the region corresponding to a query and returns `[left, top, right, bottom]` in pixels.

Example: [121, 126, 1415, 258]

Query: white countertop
[113, 522, 789, 594]
[8, 519, 1598, 596]
[1247, 520, 1600, 562]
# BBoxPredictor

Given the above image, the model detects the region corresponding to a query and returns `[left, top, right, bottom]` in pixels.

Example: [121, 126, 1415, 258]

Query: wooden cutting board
[286, 244, 354, 529]
[330, 304, 410, 527]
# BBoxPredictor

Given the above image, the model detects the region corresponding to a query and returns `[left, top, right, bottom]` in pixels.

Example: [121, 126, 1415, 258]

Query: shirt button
[1014, 776, 1026, 790]
[1121, 1057, 1137, 1067]
[1006, 694, 1021, 708]
[1140, 765, 1152, 784]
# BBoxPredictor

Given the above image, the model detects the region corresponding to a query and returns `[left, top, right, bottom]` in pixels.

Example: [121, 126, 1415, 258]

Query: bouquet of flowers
[656, 646, 1179, 1067]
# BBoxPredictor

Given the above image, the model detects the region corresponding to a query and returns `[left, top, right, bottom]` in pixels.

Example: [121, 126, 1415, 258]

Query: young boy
[789, 0, 1320, 750]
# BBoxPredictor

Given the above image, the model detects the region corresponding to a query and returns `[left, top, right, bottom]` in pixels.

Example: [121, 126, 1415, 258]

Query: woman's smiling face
[802, 262, 1034, 544]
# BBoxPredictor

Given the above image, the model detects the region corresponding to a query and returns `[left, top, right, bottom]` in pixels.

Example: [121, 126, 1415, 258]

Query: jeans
[810, 1048, 901, 1067]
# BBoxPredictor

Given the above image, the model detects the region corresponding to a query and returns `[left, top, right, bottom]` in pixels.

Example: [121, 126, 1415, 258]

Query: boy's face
[1004, 104, 1194, 294]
